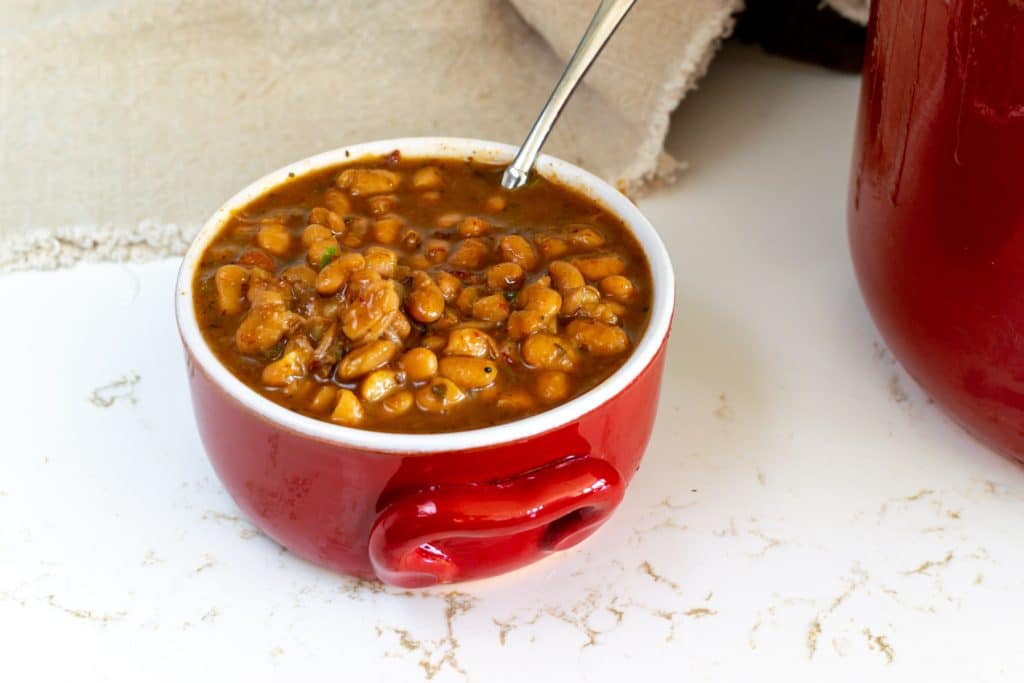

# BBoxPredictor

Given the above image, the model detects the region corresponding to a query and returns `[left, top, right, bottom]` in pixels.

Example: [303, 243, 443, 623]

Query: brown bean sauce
[193, 154, 652, 433]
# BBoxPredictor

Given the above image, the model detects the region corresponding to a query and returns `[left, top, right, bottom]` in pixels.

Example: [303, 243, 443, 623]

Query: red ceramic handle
[368, 456, 624, 587]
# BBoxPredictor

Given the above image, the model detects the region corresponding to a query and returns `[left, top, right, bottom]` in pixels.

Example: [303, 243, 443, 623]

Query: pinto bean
[456, 286, 481, 316]
[535, 370, 571, 403]
[499, 235, 538, 270]
[400, 347, 438, 382]
[340, 216, 370, 248]
[308, 238, 341, 269]
[599, 275, 637, 302]
[323, 189, 353, 215]
[407, 283, 445, 323]
[214, 265, 249, 315]
[457, 217, 490, 237]
[382, 390, 415, 415]
[256, 222, 291, 256]
[520, 334, 578, 371]
[548, 261, 585, 292]
[570, 255, 626, 281]
[315, 252, 365, 295]
[331, 389, 365, 426]
[363, 246, 398, 277]
[238, 249, 275, 272]
[449, 238, 490, 269]
[262, 349, 307, 387]
[496, 387, 536, 413]
[424, 239, 450, 264]
[234, 306, 300, 355]
[360, 369, 401, 402]
[560, 285, 601, 317]
[421, 334, 447, 353]
[506, 310, 550, 340]
[371, 216, 403, 244]
[565, 319, 630, 356]
[487, 262, 524, 290]
[341, 280, 401, 342]
[443, 328, 497, 358]
[281, 264, 317, 287]
[566, 225, 605, 250]
[302, 224, 334, 248]
[308, 385, 337, 413]
[436, 212, 463, 228]
[415, 377, 466, 413]
[337, 168, 401, 195]
[483, 195, 507, 214]
[308, 207, 345, 233]
[472, 294, 510, 322]
[400, 229, 422, 252]
[411, 166, 444, 190]
[439, 357, 498, 389]
[519, 282, 561, 318]
[435, 271, 462, 302]
[368, 195, 397, 216]
[336, 340, 401, 380]
[535, 234, 568, 260]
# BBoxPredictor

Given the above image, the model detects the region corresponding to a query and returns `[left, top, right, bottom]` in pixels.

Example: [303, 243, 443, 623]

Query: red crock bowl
[175, 138, 675, 588]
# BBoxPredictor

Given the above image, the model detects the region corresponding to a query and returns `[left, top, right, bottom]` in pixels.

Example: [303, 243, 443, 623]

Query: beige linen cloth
[0, 0, 867, 273]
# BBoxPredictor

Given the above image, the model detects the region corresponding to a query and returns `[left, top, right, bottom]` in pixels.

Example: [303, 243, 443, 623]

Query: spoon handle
[501, 0, 637, 190]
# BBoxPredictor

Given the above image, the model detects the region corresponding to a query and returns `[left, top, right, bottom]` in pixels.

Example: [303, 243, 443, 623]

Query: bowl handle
[368, 455, 624, 587]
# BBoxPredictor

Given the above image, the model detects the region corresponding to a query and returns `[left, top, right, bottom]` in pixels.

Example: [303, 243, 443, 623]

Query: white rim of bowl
[175, 137, 675, 454]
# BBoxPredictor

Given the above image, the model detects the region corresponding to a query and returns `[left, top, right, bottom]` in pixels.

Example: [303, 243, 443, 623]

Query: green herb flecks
[320, 246, 339, 268]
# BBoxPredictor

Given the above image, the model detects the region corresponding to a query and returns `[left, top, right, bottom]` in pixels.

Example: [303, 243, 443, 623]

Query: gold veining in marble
[201, 508, 266, 540]
[194, 553, 215, 573]
[638, 560, 681, 592]
[903, 551, 954, 576]
[863, 628, 895, 664]
[806, 619, 822, 658]
[141, 549, 163, 566]
[376, 591, 476, 679]
[46, 594, 126, 624]
[88, 371, 141, 407]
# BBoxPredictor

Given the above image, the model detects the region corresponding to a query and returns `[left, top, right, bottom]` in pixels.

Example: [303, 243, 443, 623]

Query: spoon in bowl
[501, 0, 637, 190]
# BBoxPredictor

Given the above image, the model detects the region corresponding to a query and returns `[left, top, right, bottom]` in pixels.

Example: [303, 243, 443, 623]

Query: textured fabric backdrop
[0, 0, 866, 272]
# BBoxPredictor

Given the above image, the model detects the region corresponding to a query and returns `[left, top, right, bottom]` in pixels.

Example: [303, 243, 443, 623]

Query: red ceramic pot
[849, 1, 1024, 461]
[175, 138, 675, 587]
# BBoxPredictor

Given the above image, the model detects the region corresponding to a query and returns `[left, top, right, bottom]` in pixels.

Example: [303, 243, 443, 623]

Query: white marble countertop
[3, 45, 1023, 682]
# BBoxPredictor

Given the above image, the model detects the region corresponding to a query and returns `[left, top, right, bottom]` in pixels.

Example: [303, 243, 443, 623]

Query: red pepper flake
[386, 149, 402, 165]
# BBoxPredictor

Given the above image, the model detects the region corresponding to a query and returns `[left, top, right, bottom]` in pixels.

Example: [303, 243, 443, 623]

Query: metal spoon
[501, 0, 637, 190]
